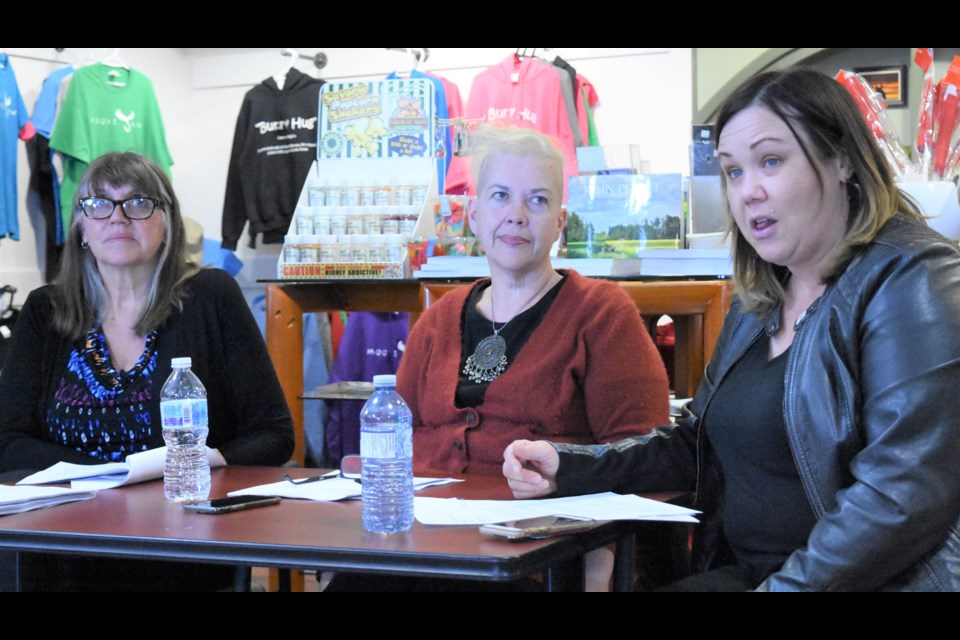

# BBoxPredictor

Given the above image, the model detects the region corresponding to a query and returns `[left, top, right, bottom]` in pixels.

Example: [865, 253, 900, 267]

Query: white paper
[228, 475, 461, 502]
[413, 492, 699, 526]
[0, 485, 97, 515]
[17, 447, 224, 491]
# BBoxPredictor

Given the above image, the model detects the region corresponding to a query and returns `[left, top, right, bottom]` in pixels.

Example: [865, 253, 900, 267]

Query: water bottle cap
[372, 374, 396, 387]
[171, 357, 192, 368]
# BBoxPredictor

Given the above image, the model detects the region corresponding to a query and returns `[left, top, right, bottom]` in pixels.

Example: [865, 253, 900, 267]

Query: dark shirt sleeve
[221, 98, 251, 251]
[196, 270, 295, 466]
[0, 290, 97, 472]
[553, 413, 700, 498]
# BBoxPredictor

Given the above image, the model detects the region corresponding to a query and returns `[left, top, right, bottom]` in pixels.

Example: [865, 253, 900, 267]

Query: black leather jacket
[556, 214, 960, 591]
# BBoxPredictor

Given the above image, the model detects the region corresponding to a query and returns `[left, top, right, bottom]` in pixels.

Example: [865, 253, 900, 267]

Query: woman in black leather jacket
[502, 67, 960, 591]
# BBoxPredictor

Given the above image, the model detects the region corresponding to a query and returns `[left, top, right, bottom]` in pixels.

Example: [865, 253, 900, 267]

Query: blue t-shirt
[32, 65, 74, 138]
[0, 55, 30, 241]
[32, 65, 75, 244]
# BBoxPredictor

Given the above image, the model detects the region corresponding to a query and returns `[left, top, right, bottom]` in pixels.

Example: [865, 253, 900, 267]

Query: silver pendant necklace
[462, 292, 509, 384]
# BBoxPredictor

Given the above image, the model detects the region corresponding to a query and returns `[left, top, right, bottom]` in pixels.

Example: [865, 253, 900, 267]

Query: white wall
[0, 48, 192, 295]
[1, 47, 693, 298]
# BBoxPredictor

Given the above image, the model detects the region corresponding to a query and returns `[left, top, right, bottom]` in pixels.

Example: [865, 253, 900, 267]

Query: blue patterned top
[45, 326, 159, 462]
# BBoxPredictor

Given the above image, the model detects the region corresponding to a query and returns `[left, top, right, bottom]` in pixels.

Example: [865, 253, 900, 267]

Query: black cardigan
[0, 268, 294, 472]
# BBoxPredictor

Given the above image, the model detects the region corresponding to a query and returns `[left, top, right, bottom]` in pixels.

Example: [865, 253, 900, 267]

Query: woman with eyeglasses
[0, 152, 293, 589]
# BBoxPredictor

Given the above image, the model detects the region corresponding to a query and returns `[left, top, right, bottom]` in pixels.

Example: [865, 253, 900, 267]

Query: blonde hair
[467, 124, 565, 193]
[715, 67, 923, 315]
[52, 152, 200, 339]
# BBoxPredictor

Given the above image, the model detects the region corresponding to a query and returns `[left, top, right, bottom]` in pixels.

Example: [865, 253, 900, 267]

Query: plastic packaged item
[383, 234, 406, 262]
[343, 183, 361, 207]
[307, 177, 324, 207]
[283, 235, 303, 263]
[368, 235, 387, 262]
[395, 181, 413, 206]
[375, 180, 393, 207]
[346, 209, 365, 235]
[349, 235, 369, 263]
[317, 234, 340, 262]
[301, 236, 320, 263]
[295, 210, 314, 235]
[399, 207, 419, 237]
[325, 180, 344, 207]
[364, 211, 383, 235]
[329, 208, 347, 236]
[313, 210, 332, 236]
[360, 179, 376, 207]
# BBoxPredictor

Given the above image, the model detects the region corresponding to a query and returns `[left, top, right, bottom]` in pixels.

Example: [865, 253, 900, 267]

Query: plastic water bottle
[360, 374, 414, 533]
[160, 357, 211, 503]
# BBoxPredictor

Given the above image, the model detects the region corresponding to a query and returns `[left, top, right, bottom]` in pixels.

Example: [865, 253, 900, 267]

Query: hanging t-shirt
[1, 54, 35, 241]
[578, 74, 601, 146]
[50, 63, 173, 237]
[444, 55, 579, 201]
[28, 65, 75, 280]
[221, 68, 324, 250]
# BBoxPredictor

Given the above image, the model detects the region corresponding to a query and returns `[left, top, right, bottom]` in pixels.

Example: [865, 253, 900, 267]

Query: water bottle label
[361, 424, 412, 459]
[160, 399, 209, 428]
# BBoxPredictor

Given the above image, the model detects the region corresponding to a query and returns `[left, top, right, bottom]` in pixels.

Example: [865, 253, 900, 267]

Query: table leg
[613, 532, 637, 592]
[234, 566, 252, 592]
[544, 557, 585, 592]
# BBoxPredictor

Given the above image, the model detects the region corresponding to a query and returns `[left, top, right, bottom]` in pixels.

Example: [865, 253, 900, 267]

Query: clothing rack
[2, 50, 70, 66]
[515, 48, 552, 59]
[386, 48, 430, 66]
[280, 49, 328, 70]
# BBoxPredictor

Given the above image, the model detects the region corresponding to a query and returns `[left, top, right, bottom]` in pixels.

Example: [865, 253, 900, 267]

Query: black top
[455, 273, 568, 408]
[705, 335, 816, 585]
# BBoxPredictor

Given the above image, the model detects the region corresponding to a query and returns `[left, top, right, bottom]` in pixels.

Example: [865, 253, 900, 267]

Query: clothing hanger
[100, 48, 129, 86]
[101, 48, 129, 69]
[385, 48, 430, 76]
[276, 48, 298, 90]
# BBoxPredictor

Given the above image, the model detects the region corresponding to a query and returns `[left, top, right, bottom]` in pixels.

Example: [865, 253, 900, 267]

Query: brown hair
[715, 67, 922, 315]
[52, 152, 200, 338]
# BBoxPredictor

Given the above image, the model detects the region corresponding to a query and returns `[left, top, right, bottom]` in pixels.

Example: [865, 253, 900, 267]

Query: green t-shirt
[50, 64, 173, 235]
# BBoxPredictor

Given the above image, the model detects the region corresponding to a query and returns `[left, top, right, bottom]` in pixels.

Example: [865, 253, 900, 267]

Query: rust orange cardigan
[398, 270, 670, 475]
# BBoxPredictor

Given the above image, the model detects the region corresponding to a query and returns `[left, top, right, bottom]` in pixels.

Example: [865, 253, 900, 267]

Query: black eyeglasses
[78, 196, 162, 220]
[282, 455, 362, 485]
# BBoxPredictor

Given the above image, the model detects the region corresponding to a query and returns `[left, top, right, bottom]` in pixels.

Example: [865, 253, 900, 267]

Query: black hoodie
[221, 68, 324, 250]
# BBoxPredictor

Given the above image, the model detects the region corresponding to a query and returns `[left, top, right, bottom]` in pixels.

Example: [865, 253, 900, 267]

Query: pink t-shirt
[445, 55, 578, 202]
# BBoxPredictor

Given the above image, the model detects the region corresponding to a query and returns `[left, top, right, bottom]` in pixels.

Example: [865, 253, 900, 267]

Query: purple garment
[325, 312, 408, 464]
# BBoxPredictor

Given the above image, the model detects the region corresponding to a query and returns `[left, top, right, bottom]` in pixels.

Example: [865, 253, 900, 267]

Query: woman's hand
[502, 440, 559, 499]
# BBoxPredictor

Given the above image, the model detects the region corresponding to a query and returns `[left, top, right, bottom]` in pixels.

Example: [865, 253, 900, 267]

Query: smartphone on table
[184, 495, 281, 514]
[479, 515, 597, 540]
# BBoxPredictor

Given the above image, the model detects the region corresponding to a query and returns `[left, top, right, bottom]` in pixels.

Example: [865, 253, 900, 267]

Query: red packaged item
[835, 70, 911, 178]
[933, 57, 960, 178]
[915, 48, 936, 179]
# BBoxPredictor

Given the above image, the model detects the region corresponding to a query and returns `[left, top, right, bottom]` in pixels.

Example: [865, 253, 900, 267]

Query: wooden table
[266, 278, 730, 463]
[0, 467, 671, 591]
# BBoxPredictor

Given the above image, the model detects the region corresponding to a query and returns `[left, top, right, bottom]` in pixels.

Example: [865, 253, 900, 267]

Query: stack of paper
[17, 447, 223, 491]
[228, 473, 461, 502]
[414, 491, 699, 525]
[0, 485, 96, 516]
